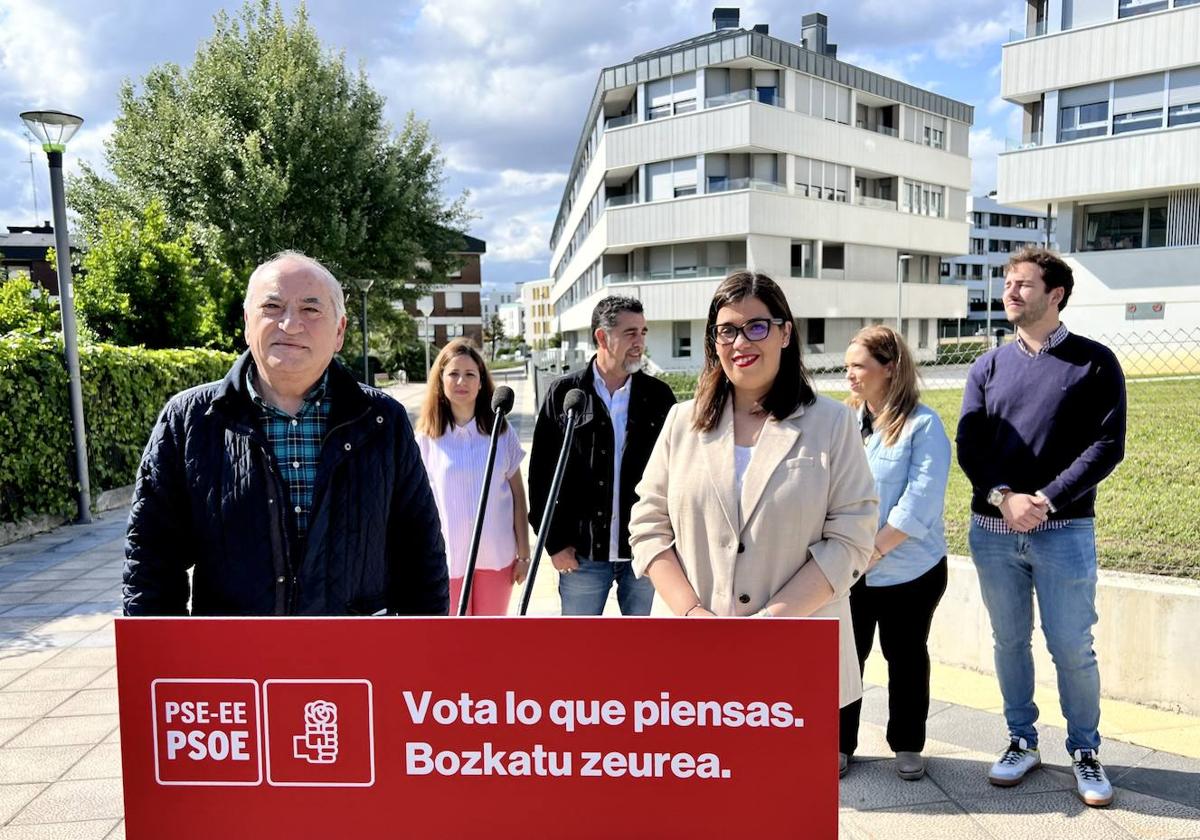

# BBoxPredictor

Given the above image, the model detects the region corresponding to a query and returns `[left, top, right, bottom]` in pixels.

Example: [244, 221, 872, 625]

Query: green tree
[70, 201, 222, 349]
[484, 313, 506, 359]
[69, 0, 470, 349]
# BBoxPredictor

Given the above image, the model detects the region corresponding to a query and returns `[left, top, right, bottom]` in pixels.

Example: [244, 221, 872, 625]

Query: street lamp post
[414, 307, 432, 382]
[351, 277, 375, 386]
[896, 253, 912, 333]
[20, 110, 91, 524]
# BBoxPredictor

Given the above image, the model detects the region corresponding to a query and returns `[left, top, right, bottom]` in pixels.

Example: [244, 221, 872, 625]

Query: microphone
[457, 384, 517, 616]
[492, 385, 515, 416]
[519, 388, 586, 615]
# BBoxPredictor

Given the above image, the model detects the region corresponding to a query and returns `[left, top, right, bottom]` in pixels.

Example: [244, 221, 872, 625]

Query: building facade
[0, 222, 72, 293]
[940, 194, 1054, 337]
[998, 0, 1200, 335]
[519, 278, 555, 347]
[547, 9, 971, 372]
[403, 234, 487, 348]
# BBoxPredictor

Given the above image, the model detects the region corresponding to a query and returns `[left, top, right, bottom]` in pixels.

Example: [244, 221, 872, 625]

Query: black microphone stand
[519, 388, 585, 616]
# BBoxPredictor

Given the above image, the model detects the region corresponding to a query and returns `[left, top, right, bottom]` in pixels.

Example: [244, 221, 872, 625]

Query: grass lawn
[660, 375, 1200, 579]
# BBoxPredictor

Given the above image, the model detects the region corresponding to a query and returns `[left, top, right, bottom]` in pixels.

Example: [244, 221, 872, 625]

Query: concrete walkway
[1, 370, 1198, 838]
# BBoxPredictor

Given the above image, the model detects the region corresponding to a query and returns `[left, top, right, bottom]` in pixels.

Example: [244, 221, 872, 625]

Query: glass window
[1083, 207, 1145, 250]
[1169, 103, 1200, 126]
[807, 318, 826, 348]
[1113, 108, 1163, 134]
[672, 321, 691, 358]
[1148, 201, 1168, 247]
[791, 241, 815, 278]
[1119, 0, 1169, 16]
[822, 243, 845, 271]
[1059, 101, 1109, 141]
[444, 291, 463, 310]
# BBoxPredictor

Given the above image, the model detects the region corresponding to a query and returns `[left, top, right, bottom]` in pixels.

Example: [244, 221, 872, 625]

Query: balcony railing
[604, 113, 636, 131]
[705, 177, 789, 195]
[1005, 131, 1044, 151]
[856, 195, 899, 211]
[605, 193, 639, 208]
[855, 121, 899, 138]
[1007, 19, 1047, 42]
[603, 267, 729, 285]
[703, 88, 784, 109]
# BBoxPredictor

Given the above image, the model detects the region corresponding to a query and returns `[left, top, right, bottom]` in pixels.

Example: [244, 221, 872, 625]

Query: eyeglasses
[711, 317, 784, 345]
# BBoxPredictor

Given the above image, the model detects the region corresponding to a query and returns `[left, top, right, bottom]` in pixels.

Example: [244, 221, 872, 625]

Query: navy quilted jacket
[122, 352, 448, 616]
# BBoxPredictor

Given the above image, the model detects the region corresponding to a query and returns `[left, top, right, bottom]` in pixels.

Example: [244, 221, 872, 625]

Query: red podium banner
[116, 617, 838, 838]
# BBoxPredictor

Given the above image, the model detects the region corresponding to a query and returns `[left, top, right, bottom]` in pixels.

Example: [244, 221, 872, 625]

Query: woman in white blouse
[416, 339, 530, 615]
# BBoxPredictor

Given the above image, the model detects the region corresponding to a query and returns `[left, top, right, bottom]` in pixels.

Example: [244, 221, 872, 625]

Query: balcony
[1006, 19, 1047, 42]
[856, 194, 899, 212]
[1005, 131, 1043, 151]
[603, 267, 729, 285]
[605, 193, 639, 208]
[604, 113, 636, 131]
[706, 177, 789, 195]
[856, 121, 898, 138]
[703, 88, 784, 109]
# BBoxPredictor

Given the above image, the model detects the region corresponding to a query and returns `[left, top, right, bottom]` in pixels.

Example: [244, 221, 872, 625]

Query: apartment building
[997, 0, 1200, 334]
[403, 234, 487, 347]
[940, 194, 1054, 336]
[519, 278, 555, 348]
[547, 9, 971, 371]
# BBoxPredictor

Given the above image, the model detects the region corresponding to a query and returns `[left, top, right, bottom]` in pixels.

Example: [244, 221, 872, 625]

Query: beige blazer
[629, 395, 879, 707]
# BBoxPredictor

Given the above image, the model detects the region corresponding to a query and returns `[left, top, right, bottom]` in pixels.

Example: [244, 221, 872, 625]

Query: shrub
[0, 336, 235, 521]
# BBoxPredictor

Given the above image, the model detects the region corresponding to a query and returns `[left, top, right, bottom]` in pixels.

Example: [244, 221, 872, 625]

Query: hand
[685, 605, 717, 617]
[999, 492, 1050, 533]
[512, 557, 530, 585]
[866, 549, 884, 572]
[550, 547, 579, 574]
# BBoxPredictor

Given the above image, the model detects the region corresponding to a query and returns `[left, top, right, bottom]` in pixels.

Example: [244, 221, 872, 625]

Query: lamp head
[20, 110, 84, 153]
[351, 277, 375, 293]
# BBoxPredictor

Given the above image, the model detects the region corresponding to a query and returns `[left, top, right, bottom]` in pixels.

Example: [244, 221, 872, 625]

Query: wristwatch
[987, 486, 1010, 508]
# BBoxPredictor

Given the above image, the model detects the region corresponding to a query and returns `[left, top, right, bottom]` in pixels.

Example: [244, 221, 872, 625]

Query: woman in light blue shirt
[838, 325, 951, 783]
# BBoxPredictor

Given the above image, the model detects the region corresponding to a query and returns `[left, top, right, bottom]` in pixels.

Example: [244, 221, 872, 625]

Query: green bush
[0, 336, 235, 522]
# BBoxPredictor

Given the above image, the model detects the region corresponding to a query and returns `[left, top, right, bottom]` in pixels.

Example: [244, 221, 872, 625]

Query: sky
[0, 0, 1026, 291]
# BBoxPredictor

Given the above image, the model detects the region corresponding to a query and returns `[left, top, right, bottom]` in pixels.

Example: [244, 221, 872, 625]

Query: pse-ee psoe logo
[151, 679, 374, 787]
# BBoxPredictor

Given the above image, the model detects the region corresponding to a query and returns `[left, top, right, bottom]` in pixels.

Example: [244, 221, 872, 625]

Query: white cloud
[968, 126, 1005, 195]
[933, 19, 1009, 63]
[484, 212, 554, 263]
[0, 0, 93, 109]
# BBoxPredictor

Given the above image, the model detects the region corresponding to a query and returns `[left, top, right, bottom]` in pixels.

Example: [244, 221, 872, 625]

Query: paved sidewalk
[2, 370, 1198, 838]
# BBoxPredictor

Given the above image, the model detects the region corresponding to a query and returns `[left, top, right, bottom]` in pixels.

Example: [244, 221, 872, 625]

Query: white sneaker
[988, 737, 1041, 786]
[1072, 749, 1114, 807]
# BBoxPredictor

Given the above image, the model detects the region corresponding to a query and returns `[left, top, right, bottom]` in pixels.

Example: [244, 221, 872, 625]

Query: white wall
[1062, 245, 1200, 338]
[1002, 6, 1200, 101]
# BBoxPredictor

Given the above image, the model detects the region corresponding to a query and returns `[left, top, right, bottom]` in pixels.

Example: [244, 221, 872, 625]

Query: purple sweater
[956, 332, 1126, 520]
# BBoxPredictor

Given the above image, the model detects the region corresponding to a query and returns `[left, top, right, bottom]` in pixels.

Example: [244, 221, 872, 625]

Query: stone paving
[1, 369, 1198, 838]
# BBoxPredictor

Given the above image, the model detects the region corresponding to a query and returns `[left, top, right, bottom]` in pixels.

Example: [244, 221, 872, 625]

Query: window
[754, 69, 779, 106]
[1059, 83, 1110, 141]
[1112, 73, 1165, 134]
[904, 180, 944, 217]
[672, 321, 691, 358]
[795, 157, 849, 202]
[646, 72, 697, 120]
[791, 241, 815, 278]
[822, 243, 845, 271]
[795, 76, 850, 125]
[1081, 198, 1169, 250]
[806, 318, 826, 349]
[1168, 67, 1200, 127]
[919, 319, 930, 350]
[905, 109, 947, 148]
[970, 238, 985, 255]
[940, 261, 951, 277]
[647, 157, 697, 201]
[1119, 0, 1169, 16]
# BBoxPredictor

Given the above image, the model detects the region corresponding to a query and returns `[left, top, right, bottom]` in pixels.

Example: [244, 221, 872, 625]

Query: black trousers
[839, 557, 948, 755]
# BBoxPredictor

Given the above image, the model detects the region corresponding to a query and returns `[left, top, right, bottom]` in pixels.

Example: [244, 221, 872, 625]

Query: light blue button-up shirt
[859, 403, 951, 587]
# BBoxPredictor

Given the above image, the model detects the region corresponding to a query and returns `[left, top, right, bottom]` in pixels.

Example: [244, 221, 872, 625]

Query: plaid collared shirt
[246, 367, 330, 541]
[974, 322, 1072, 535]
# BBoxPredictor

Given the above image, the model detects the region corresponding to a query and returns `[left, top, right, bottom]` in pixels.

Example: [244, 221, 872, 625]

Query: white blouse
[417, 421, 525, 578]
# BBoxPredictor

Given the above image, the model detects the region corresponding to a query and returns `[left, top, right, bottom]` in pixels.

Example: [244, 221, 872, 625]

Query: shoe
[839, 752, 849, 778]
[1072, 749, 1114, 807]
[988, 737, 1041, 786]
[895, 751, 925, 781]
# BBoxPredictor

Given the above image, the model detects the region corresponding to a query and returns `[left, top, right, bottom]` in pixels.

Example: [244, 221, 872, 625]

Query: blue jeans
[969, 519, 1102, 754]
[558, 557, 654, 616]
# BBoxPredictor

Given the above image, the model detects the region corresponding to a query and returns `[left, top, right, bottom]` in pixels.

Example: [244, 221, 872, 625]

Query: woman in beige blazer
[629, 271, 878, 717]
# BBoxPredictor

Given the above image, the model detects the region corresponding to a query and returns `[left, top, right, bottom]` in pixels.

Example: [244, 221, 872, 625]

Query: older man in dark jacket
[123, 251, 448, 616]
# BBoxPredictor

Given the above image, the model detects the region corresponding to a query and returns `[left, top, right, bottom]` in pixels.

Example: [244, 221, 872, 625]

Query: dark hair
[692, 271, 816, 432]
[416, 338, 507, 438]
[1006, 246, 1074, 311]
[590, 296, 644, 346]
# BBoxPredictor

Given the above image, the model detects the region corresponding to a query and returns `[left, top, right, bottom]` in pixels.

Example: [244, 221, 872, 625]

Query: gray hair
[590, 295, 644, 347]
[243, 250, 346, 320]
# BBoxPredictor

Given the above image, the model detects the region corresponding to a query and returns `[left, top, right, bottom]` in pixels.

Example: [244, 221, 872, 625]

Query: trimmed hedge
[0, 336, 235, 522]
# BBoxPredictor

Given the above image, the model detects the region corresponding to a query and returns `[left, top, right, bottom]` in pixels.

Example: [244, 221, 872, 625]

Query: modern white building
[497, 301, 523, 342]
[940, 193, 1054, 337]
[547, 9, 971, 371]
[997, 0, 1200, 336]
[519, 278, 555, 347]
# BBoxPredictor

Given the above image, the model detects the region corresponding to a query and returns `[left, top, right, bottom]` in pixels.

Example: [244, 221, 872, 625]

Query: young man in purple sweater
[956, 247, 1126, 808]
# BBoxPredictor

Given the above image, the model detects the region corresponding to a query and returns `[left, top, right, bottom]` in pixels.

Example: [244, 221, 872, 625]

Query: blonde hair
[416, 338, 505, 438]
[845, 325, 920, 447]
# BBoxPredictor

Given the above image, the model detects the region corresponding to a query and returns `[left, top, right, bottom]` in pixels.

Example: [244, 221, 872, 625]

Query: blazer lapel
[739, 405, 805, 531]
[700, 400, 739, 537]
